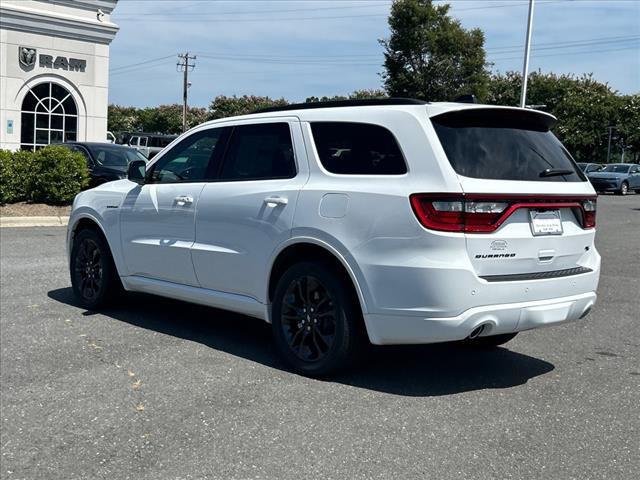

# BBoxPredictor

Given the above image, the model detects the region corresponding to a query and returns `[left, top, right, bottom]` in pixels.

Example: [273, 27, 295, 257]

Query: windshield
[432, 109, 586, 182]
[603, 164, 630, 173]
[87, 145, 147, 167]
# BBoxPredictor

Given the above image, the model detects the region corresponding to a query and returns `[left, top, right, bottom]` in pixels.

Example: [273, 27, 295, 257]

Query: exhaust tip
[468, 324, 486, 340]
[579, 305, 593, 319]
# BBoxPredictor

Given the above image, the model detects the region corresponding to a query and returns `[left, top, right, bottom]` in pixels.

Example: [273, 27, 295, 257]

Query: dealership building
[0, 0, 119, 151]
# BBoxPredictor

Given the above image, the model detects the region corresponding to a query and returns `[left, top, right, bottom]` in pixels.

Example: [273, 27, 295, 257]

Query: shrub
[29, 146, 89, 204]
[0, 150, 12, 204]
[0, 149, 36, 204]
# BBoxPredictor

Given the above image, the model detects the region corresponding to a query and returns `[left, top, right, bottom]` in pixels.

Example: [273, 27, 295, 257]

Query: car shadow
[48, 287, 555, 397]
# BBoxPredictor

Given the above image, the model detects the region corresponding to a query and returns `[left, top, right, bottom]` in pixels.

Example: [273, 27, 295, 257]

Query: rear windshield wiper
[539, 168, 575, 178]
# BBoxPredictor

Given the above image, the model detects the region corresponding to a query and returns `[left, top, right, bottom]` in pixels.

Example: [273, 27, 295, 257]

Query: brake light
[582, 199, 597, 228]
[410, 194, 596, 233]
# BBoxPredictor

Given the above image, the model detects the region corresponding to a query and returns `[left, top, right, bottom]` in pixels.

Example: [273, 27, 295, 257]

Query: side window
[149, 127, 230, 183]
[219, 123, 296, 181]
[310, 122, 407, 175]
[69, 145, 91, 163]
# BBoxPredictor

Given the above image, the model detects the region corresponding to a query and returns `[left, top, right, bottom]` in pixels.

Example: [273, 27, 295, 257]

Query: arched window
[20, 82, 78, 151]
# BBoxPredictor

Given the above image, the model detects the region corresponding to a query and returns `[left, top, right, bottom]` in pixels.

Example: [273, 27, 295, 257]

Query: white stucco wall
[0, 0, 118, 151]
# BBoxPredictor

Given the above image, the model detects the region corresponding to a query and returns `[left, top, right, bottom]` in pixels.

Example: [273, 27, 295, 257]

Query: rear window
[310, 122, 407, 175]
[432, 109, 586, 182]
[219, 123, 296, 181]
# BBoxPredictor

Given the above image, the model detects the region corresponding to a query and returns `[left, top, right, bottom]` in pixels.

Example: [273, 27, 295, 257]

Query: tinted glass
[149, 136, 176, 148]
[432, 109, 585, 182]
[311, 122, 406, 175]
[603, 164, 630, 173]
[220, 123, 296, 180]
[86, 145, 148, 168]
[149, 127, 229, 183]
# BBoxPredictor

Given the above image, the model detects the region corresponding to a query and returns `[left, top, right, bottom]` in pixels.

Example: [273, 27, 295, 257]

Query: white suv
[67, 99, 600, 375]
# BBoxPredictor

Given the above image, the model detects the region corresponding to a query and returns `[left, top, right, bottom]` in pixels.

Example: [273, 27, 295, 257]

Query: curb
[0, 216, 69, 228]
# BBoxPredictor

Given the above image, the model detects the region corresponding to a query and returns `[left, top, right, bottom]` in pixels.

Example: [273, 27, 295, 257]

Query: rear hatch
[423, 107, 597, 280]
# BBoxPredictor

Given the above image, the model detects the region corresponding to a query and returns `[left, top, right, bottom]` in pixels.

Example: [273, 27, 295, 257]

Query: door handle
[174, 195, 194, 206]
[264, 196, 288, 207]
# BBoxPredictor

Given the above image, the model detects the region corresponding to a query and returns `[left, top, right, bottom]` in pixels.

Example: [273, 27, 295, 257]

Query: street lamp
[520, 0, 535, 108]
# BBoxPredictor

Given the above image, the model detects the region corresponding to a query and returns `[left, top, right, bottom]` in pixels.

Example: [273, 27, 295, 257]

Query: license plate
[530, 209, 563, 236]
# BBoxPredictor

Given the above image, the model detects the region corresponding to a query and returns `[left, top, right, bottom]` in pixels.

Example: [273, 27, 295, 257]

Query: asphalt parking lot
[1, 195, 639, 480]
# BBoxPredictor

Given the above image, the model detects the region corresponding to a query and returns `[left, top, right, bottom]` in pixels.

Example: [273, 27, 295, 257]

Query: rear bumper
[364, 291, 596, 345]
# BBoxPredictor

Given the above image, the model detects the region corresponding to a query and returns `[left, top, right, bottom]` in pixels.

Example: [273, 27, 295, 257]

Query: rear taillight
[582, 199, 597, 228]
[410, 194, 596, 233]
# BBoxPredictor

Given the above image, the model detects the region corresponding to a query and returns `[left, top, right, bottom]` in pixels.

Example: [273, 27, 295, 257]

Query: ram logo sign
[18, 46, 87, 73]
[19, 47, 37, 68]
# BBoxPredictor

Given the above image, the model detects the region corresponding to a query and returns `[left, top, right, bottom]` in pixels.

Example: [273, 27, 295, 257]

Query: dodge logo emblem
[490, 240, 508, 251]
[19, 46, 37, 68]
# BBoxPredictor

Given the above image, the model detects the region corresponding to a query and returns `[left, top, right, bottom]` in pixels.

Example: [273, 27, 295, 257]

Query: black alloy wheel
[280, 275, 337, 362]
[70, 229, 121, 309]
[272, 262, 361, 376]
[74, 237, 103, 302]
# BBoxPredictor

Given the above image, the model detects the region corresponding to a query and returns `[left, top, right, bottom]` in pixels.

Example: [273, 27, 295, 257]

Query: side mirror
[127, 160, 146, 185]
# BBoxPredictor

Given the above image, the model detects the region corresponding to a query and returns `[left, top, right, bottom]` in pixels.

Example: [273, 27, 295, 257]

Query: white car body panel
[68, 102, 600, 344]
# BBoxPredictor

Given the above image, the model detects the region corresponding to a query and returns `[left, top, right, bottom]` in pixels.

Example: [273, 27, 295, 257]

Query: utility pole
[177, 53, 196, 133]
[606, 126, 614, 163]
[520, 0, 535, 108]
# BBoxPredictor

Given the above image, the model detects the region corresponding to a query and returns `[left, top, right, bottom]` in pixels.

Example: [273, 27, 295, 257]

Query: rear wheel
[271, 262, 361, 376]
[619, 182, 629, 195]
[70, 229, 122, 309]
[463, 332, 518, 348]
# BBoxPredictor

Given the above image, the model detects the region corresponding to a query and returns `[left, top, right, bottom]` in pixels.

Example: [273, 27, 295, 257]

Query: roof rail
[254, 97, 428, 114]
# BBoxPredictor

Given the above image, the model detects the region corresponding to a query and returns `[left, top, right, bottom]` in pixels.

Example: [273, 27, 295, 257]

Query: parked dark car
[62, 142, 148, 187]
[577, 162, 605, 174]
[587, 163, 640, 195]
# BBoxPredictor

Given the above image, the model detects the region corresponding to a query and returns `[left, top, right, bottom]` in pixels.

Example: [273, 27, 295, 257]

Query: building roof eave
[38, 0, 119, 15]
[0, 4, 119, 45]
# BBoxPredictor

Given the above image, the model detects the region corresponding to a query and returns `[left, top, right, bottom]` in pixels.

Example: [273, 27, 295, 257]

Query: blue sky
[108, 0, 640, 107]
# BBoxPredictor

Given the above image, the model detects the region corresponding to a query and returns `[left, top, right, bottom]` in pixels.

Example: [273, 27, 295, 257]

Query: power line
[490, 43, 640, 61]
[108, 34, 639, 77]
[110, 54, 176, 73]
[115, 1, 556, 22]
[118, 2, 392, 18]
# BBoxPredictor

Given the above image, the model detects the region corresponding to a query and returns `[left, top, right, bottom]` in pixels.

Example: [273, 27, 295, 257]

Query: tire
[619, 182, 629, 195]
[463, 332, 518, 348]
[70, 228, 122, 309]
[271, 262, 362, 376]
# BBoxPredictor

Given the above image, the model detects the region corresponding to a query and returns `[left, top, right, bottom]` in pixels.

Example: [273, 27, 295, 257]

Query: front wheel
[619, 182, 629, 195]
[70, 229, 121, 309]
[463, 332, 518, 348]
[271, 262, 362, 376]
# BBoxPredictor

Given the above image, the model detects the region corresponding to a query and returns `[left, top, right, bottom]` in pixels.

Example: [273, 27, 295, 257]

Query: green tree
[381, 0, 489, 101]
[617, 94, 640, 162]
[305, 89, 387, 103]
[108, 104, 208, 134]
[137, 104, 208, 134]
[208, 95, 288, 120]
[107, 104, 140, 132]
